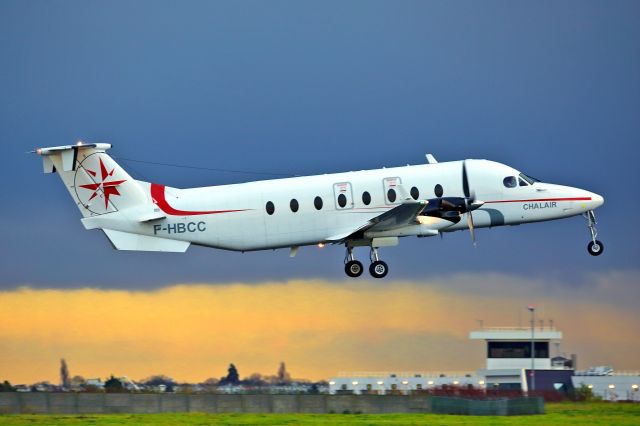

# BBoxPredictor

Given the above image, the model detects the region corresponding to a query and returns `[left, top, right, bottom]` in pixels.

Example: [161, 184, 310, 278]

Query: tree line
[1, 360, 326, 393]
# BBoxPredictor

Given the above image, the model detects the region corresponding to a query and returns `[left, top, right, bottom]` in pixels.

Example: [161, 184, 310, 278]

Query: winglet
[426, 154, 438, 164]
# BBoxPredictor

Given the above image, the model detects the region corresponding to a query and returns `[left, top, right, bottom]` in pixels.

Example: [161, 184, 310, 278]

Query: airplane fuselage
[96, 159, 602, 251]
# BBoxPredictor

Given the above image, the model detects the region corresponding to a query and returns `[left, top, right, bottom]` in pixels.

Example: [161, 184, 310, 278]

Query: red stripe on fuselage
[484, 197, 592, 204]
[150, 183, 250, 216]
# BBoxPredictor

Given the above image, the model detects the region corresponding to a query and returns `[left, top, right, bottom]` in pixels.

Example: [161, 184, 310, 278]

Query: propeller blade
[467, 211, 477, 246]
[462, 161, 470, 198]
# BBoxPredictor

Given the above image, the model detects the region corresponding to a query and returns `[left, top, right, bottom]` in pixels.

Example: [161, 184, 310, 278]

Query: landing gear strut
[369, 247, 389, 279]
[344, 247, 363, 277]
[584, 210, 604, 256]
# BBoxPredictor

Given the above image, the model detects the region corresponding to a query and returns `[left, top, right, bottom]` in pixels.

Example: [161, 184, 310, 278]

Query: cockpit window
[519, 172, 540, 185]
[519, 177, 528, 186]
[503, 176, 517, 188]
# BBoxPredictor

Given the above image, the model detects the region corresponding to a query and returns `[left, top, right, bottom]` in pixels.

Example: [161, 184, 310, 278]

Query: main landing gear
[344, 246, 389, 278]
[344, 247, 364, 277]
[584, 210, 604, 256]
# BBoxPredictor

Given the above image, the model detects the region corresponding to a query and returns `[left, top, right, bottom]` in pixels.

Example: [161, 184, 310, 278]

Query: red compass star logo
[79, 158, 126, 209]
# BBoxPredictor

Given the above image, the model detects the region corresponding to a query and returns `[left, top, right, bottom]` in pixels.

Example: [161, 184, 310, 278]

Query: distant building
[329, 371, 480, 395]
[117, 376, 140, 392]
[85, 378, 104, 390]
[469, 325, 573, 393]
[572, 369, 640, 401]
[331, 322, 640, 401]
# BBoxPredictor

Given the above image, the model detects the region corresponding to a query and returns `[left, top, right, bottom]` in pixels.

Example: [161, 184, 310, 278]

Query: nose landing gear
[584, 210, 604, 256]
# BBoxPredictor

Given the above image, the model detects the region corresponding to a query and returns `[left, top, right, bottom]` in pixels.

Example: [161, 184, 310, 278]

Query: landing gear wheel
[345, 260, 364, 278]
[588, 240, 604, 256]
[369, 260, 389, 279]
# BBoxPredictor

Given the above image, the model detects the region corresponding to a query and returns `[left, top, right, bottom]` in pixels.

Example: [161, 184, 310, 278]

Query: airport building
[329, 371, 482, 395]
[330, 323, 640, 401]
[572, 369, 640, 402]
[469, 325, 574, 393]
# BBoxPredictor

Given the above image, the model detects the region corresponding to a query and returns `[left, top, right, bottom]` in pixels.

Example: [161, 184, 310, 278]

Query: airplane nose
[592, 193, 604, 209]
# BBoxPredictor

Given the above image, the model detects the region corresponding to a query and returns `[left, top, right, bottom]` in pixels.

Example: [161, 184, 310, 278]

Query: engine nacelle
[364, 216, 454, 239]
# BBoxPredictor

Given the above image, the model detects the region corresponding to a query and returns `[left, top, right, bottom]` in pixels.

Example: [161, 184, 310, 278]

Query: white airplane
[33, 143, 604, 278]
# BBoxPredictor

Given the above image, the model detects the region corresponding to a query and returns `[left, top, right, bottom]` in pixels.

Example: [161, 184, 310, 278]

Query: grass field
[0, 402, 638, 425]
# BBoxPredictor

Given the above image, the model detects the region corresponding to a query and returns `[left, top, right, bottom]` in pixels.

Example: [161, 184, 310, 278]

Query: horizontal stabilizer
[103, 229, 190, 252]
[35, 143, 112, 173]
[34, 143, 112, 155]
[138, 208, 166, 222]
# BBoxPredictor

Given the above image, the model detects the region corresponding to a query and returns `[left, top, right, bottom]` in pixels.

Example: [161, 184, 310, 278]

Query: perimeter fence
[0, 392, 544, 415]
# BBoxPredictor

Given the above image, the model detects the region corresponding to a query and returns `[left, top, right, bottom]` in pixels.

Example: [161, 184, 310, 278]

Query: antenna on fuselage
[425, 154, 438, 164]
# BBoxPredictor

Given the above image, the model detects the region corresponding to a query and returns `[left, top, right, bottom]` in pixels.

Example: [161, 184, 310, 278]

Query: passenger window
[434, 184, 443, 197]
[290, 199, 299, 212]
[387, 188, 397, 203]
[314, 196, 323, 210]
[410, 187, 419, 200]
[503, 176, 517, 188]
[266, 201, 275, 215]
[519, 178, 528, 187]
[337, 193, 347, 208]
[362, 191, 371, 205]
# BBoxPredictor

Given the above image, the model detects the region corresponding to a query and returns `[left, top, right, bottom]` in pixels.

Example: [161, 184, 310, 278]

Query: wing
[364, 201, 428, 232]
[327, 200, 427, 243]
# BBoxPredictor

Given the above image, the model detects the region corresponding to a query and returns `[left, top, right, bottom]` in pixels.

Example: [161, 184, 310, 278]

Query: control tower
[469, 325, 573, 392]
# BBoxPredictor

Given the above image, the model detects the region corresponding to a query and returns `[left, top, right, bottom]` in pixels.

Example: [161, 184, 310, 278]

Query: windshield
[519, 172, 540, 185]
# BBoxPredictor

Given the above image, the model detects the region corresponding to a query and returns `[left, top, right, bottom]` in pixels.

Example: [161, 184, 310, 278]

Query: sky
[0, 1, 639, 384]
[2, 272, 638, 383]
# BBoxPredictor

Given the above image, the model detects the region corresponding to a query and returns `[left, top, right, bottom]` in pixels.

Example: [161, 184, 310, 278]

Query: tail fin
[35, 143, 149, 217]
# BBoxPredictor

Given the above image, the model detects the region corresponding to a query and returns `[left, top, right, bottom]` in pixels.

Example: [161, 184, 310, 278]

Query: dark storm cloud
[0, 0, 638, 289]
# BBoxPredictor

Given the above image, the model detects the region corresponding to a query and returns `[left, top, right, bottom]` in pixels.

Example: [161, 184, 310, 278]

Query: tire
[588, 240, 604, 256]
[345, 260, 364, 278]
[369, 260, 389, 279]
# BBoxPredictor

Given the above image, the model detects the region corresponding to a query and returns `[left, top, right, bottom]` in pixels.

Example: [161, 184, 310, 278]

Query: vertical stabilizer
[35, 143, 149, 217]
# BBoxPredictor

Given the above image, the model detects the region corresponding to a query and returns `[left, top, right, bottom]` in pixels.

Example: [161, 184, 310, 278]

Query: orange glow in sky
[1, 276, 637, 384]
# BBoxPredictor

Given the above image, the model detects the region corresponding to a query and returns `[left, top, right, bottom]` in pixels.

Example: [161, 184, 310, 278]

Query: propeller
[421, 161, 484, 244]
[461, 161, 483, 245]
